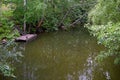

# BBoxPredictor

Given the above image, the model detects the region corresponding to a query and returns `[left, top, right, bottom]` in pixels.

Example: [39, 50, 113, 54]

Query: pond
[1, 27, 120, 80]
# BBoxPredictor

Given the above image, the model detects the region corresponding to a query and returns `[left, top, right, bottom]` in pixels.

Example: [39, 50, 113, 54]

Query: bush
[0, 42, 23, 77]
[87, 22, 120, 64]
[0, 5, 19, 40]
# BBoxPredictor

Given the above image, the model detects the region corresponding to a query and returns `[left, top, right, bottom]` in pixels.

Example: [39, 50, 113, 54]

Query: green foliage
[0, 5, 20, 40]
[0, 3, 21, 78]
[0, 42, 23, 77]
[26, 1, 46, 23]
[89, 0, 120, 25]
[87, 22, 120, 64]
[0, 63, 15, 77]
[13, 0, 47, 24]
[87, 0, 120, 64]
[4, 0, 96, 32]
[89, 22, 120, 50]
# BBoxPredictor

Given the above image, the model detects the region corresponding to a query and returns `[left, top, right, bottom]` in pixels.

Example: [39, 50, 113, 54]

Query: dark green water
[1, 28, 120, 80]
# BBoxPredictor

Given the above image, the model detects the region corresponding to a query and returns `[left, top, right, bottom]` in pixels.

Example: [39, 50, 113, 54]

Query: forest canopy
[1, 0, 96, 34]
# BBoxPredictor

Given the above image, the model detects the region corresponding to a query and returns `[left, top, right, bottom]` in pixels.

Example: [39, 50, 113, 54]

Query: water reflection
[103, 71, 111, 80]
[15, 30, 120, 80]
[78, 53, 96, 80]
[1, 28, 120, 80]
[22, 63, 38, 80]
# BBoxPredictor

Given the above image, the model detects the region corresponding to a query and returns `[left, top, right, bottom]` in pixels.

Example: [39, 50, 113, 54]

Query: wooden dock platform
[15, 34, 37, 42]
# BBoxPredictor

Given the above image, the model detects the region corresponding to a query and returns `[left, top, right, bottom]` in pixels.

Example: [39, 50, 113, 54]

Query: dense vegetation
[0, 4, 19, 40]
[0, 42, 23, 77]
[1, 0, 96, 33]
[87, 0, 120, 64]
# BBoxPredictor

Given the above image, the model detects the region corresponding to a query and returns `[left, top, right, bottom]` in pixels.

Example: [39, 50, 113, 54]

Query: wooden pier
[15, 34, 37, 42]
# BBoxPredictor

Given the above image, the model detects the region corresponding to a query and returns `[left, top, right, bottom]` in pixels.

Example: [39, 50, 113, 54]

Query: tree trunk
[0, 2, 2, 18]
[37, 18, 44, 28]
[23, 0, 27, 34]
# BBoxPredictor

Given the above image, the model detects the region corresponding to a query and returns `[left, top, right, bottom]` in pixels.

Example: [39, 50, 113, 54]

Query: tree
[4, 0, 96, 32]
[23, 0, 27, 33]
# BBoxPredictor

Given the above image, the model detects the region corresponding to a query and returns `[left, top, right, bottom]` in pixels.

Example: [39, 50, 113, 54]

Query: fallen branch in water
[58, 9, 71, 27]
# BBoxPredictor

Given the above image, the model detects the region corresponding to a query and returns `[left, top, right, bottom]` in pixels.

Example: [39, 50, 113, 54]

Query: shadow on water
[1, 27, 120, 80]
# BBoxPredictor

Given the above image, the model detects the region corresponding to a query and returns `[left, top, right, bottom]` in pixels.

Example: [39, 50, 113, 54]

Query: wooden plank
[15, 34, 37, 42]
